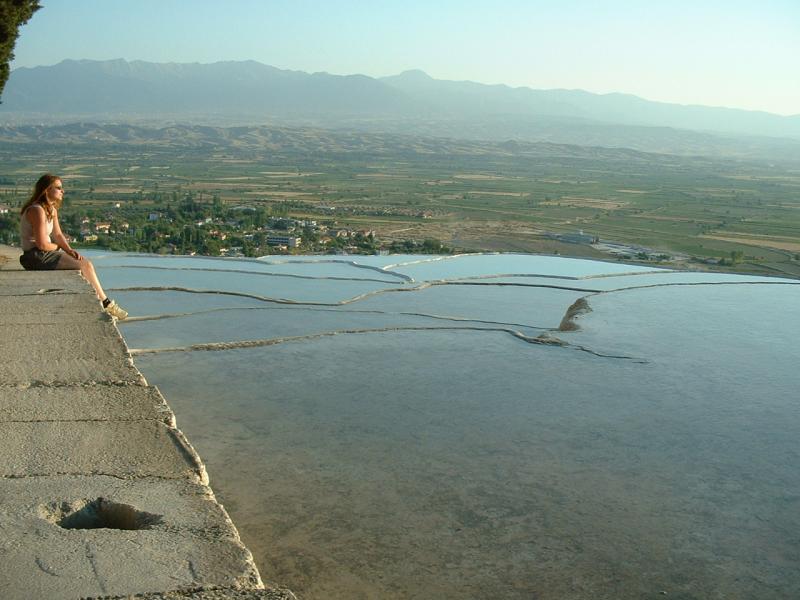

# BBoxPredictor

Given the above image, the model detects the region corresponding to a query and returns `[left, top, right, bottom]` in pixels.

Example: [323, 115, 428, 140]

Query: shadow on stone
[42, 498, 163, 530]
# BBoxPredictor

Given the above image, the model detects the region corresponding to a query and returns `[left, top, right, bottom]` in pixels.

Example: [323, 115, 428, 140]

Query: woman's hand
[68, 248, 83, 260]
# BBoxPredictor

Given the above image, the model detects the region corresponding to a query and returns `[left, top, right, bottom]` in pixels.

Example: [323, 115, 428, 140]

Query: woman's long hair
[20, 173, 61, 220]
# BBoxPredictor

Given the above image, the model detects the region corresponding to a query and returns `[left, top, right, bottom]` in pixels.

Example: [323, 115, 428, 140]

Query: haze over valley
[3, 59, 800, 161]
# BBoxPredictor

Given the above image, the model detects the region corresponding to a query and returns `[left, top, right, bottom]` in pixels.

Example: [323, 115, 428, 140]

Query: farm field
[1, 123, 798, 277]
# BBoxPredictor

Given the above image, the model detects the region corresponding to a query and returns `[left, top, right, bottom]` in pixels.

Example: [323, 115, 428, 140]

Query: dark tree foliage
[0, 0, 41, 100]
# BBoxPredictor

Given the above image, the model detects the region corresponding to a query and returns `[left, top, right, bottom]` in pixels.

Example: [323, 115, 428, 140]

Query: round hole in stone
[45, 498, 163, 531]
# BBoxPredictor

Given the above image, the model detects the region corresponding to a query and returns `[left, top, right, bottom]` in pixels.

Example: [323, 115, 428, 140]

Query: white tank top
[20, 204, 54, 251]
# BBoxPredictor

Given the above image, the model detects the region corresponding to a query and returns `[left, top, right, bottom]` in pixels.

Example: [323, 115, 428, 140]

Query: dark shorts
[19, 248, 63, 270]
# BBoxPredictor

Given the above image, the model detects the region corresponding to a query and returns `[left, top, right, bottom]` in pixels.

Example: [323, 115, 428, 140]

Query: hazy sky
[10, 0, 800, 116]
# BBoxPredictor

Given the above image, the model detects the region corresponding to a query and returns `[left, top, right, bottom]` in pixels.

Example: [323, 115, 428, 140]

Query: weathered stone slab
[0, 292, 103, 323]
[0, 383, 174, 425]
[120, 588, 298, 599]
[0, 421, 206, 482]
[0, 321, 142, 385]
[0, 269, 88, 295]
[0, 476, 263, 600]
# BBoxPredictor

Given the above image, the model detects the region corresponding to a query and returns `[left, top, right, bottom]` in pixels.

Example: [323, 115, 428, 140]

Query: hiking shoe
[104, 300, 128, 320]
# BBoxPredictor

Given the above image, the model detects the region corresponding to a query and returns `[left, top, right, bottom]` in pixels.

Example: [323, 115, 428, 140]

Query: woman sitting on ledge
[19, 173, 128, 320]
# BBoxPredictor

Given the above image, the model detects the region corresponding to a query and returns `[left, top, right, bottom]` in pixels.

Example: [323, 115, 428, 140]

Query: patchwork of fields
[1, 124, 798, 277]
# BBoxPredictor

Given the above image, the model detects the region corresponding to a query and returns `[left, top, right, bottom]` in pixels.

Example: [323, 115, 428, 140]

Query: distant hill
[5, 122, 800, 176]
[380, 69, 800, 139]
[2, 59, 799, 160]
[0, 121, 663, 161]
[0, 59, 410, 117]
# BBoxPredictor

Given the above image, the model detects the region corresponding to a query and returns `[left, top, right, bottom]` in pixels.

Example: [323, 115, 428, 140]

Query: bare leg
[56, 254, 107, 300]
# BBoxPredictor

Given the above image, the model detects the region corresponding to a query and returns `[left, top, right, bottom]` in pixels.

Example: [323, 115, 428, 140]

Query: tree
[212, 194, 223, 216]
[0, 0, 41, 100]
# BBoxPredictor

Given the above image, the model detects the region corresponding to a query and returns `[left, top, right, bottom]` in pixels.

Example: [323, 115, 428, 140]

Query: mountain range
[2, 59, 799, 159]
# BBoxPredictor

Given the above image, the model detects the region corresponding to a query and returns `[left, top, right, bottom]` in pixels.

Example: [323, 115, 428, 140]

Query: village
[0, 197, 441, 257]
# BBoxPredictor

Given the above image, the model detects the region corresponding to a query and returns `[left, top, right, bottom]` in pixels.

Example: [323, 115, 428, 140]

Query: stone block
[0, 384, 174, 425]
[0, 476, 264, 599]
[0, 421, 206, 483]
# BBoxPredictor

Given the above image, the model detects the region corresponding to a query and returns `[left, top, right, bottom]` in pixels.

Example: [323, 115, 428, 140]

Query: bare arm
[50, 209, 82, 259]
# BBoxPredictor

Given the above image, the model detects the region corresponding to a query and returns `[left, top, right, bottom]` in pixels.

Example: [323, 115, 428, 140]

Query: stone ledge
[0, 292, 106, 322]
[0, 321, 143, 385]
[0, 476, 272, 599]
[102, 587, 298, 599]
[0, 421, 207, 483]
[0, 269, 88, 293]
[0, 383, 175, 425]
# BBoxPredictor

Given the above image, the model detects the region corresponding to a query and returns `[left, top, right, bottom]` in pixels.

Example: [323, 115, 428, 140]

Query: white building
[267, 235, 302, 248]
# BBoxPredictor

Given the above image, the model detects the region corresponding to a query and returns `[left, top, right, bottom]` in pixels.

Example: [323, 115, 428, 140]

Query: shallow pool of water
[100, 252, 800, 600]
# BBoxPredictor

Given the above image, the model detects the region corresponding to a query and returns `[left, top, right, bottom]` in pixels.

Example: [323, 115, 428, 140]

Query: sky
[10, 0, 800, 116]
